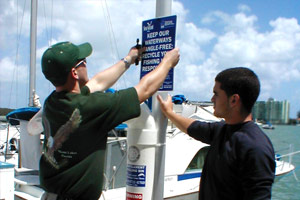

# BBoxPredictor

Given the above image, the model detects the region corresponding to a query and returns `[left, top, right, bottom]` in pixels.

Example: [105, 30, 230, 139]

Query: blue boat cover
[105, 88, 116, 93]
[0, 161, 14, 169]
[172, 94, 186, 104]
[6, 107, 40, 125]
[115, 123, 128, 130]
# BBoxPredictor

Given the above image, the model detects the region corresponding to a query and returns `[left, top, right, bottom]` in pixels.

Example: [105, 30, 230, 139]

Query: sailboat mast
[29, 0, 37, 107]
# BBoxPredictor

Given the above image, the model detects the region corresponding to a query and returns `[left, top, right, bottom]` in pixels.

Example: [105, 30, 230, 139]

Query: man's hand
[157, 93, 195, 134]
[160, 48, 180, 69]
[157, 94, 174, 117]
[134, 47, 180, 103]
[126, 45, 146, 65]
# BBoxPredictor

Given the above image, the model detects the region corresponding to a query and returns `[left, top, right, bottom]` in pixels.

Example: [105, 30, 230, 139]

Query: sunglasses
[74, 59, 87, 69]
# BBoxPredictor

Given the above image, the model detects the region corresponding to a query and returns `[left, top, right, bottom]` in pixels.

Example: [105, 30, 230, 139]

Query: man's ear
[71, 68, 79, 80]
[231, 94, 240, 105]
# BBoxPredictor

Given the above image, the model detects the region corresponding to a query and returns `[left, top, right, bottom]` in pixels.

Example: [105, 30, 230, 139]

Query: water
[263, 125, 300, 200]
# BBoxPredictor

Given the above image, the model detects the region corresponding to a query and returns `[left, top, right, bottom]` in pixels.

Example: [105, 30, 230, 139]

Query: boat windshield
[0, 123, 7, 130]
[186, 146, 209, 172]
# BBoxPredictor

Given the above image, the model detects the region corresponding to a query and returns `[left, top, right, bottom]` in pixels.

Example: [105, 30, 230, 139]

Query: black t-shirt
[40, 86, 140, 199]
[188, 121, 275, 200]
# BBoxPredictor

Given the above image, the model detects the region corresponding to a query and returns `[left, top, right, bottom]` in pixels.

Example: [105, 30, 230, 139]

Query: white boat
[275, 160, 295, 181]
[262, 123, 275, 129]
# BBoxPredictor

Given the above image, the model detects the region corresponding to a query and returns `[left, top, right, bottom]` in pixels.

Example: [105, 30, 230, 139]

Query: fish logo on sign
[144, 21, 154, 32]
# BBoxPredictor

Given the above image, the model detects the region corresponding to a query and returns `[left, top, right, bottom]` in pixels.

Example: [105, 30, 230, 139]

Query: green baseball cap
[41, 41, 92, 86]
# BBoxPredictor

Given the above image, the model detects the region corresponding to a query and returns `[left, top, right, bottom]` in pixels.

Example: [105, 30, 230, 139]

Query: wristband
[121, 58, 131, 68]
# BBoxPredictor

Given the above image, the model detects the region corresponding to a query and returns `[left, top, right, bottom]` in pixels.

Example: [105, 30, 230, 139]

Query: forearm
[87, 56, 131, 93]
[134, 60, 171, 102]
[165, 110, 195, 133]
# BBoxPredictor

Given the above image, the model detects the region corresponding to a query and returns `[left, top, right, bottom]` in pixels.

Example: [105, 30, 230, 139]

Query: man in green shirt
[27, 41, 136, 136]
[40, 41, 180, 199]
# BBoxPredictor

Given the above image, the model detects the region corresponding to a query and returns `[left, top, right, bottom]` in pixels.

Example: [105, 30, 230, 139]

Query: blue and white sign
[127, 164, 146, 187]
[141, 15, 177, 91]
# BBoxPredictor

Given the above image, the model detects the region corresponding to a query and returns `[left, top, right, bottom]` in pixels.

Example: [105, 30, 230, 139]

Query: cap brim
[77, 42, 93, 59]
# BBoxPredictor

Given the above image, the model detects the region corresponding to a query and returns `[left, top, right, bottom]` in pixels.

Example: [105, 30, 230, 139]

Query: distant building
[252, 98, 290, 124]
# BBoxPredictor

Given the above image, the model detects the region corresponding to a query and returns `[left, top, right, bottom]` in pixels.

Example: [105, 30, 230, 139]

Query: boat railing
[276, 150, 300, 166]
[103, 135, 128, 191]
[0, 123, 20, 162]
[103, 153, 127, 190]
[275, 144, 300, 174]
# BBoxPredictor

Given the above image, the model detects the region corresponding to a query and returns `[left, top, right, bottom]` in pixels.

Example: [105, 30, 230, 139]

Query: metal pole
[126, 1, 173, 199]
[4, 125, 10, 162]
[29, 0, 37, 107]
[152, 1, 172, 199]
[155, 0, 172, 18]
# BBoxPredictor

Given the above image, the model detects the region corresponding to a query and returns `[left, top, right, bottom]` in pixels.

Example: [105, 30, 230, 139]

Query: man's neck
[56, 81, 80, 93]
[225, 113, 252, 125]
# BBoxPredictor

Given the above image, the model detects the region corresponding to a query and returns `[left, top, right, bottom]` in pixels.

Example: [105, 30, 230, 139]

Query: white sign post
[126, 1, 175, 199]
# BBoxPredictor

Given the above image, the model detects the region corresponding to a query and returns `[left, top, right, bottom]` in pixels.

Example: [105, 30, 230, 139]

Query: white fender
[126, 99, 167, 200]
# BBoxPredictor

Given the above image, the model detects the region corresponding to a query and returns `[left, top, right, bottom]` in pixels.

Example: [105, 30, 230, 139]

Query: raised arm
[157, 94, 195, 133]
[134, 48, 180, 103]
[86, 47, 142, 93]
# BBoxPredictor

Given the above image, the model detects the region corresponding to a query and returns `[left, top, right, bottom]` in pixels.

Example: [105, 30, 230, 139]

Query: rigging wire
[101, 2, 115, 61]
[42, 0, 53, 47]
[9, 0, 27, 108]
[104, 0, 120, 61]
[48, 0, 54, 93]
[42, 0, 50, 45]
[50, 0, 53, 46]
[101, 0, 128, 89]
[41, 0, 54, 94]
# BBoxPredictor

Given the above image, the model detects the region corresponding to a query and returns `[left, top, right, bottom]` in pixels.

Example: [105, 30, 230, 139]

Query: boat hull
[164, 192, 198, 200]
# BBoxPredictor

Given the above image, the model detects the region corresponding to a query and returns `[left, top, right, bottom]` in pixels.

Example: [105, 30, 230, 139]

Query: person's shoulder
[80, 85, 91, 95]
[86, 87, 138, 104]
[189, 120, 225, 129]
[233, 121, 273, 152]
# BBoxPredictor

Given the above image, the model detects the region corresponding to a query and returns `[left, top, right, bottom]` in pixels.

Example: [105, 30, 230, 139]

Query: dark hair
[215, 67, 260, 113]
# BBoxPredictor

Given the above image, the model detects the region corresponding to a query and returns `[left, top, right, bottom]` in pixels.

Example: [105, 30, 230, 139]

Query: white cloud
[177, 22, 216, 62]
[174, 58, 220, 101]
[207, 14, 300, 95]
[0, 1, 30, 51]
[176, 7, 300, 105]
[0, 57, 28, 82]
[0, 57, 29, 108]
[238, 4, 251, 13]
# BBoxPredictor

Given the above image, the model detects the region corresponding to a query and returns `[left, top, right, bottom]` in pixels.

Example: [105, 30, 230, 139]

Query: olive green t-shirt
[39, 86, 140, 199]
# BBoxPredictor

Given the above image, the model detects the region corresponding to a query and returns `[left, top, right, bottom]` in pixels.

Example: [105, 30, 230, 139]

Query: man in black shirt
[158, 67, 275, 200]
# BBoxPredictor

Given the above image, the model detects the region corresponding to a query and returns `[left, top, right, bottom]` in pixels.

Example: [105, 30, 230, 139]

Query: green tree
[0, 108, 14, 116]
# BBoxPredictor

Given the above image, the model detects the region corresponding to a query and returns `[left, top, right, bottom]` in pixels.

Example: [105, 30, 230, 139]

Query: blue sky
[1, 0, 300, 118]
